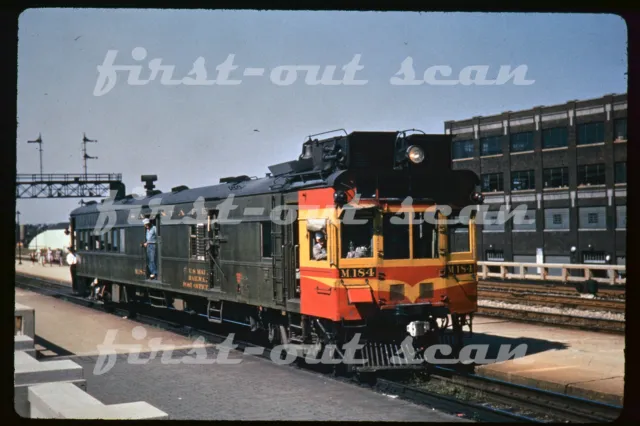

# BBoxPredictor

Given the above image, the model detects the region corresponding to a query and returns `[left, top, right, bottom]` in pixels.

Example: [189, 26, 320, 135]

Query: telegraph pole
[27, 133, 43, 175]
[16, 211, 22, 264]
[82, 133, 98, 178]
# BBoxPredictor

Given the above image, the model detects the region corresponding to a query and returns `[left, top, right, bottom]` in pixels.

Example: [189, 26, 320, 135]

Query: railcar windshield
[340, 209, 374, 258]
[380, 210, 438, 260]
[446, 210, 471, 253]
[412, 211, 438, 259]
[382, 213, 409, 259]
[338, 207, 467, 260]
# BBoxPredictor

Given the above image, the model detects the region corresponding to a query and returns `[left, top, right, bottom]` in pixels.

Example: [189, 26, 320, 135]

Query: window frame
[614, 162, 626, 184]
[544, 207, 570, 231]
[577, 121, 605, 146]
[542, 126, 568, 149]
[616, 205, 626, 230]
[261, 221, 273, 259]
[578, 206, 607, 230]
[481, 173, 504, 193]
[452, 139, 475, 160]
[614, 118, 627, 141]
[543, 166, 569, 189]
[577, 163, 606, 186]
[512, 208, 536, 232]
[511, 170, 535, 191]
[510, 131, 534, 153]
[480, 135, 502, 156]
[340, 209, 375, 260]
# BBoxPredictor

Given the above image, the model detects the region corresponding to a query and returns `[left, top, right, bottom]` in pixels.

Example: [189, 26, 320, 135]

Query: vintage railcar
[68, 129, 483, 370]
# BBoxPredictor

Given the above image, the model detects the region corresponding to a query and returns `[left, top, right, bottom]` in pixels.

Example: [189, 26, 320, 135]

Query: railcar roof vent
[220, 175, 251, 184]
[148, 189, 162, 196]
[171, 185, 189, 193]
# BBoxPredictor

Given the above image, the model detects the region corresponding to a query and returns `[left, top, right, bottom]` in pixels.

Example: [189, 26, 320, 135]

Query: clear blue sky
[16, 10, 627, 224]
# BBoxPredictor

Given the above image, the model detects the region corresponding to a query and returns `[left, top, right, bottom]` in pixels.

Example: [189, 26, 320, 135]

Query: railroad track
[478, 288, 625, 313]
[15, 272, 624, 422]
[479, 280, 625, 300]
[477, 280, 625, 334]
[477, 305, 624, 334]
[410, 366, 622, 422]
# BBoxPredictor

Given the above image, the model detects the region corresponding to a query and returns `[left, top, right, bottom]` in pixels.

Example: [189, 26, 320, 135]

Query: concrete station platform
[16, 262, 624, 407]
[14, 285, 464, 421]
[468, 317, 624, 406]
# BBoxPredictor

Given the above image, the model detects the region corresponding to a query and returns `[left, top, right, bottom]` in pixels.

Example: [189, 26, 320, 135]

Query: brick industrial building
[444, 93, 627, 273]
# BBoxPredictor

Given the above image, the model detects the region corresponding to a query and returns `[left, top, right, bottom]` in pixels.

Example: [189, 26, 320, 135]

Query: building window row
[480, 162, 626, 192]
[481, 205, 626, 232]
[452, 118, 626, 159]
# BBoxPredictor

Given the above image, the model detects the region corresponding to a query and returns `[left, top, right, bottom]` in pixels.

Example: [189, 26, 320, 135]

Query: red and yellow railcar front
[297, 188, 479, 370]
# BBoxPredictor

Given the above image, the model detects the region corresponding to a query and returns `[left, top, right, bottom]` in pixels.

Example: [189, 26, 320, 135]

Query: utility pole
[16, 211, 22, 264]
[27, 133, 43, 175]
[82, 133, 98, 178]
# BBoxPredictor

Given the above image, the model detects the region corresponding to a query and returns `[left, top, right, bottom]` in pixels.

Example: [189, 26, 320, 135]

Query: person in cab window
[313, 232, 327, 260]
[143, 218, 158, 279]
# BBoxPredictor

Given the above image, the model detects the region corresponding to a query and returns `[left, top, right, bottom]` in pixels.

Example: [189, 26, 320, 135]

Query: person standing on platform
[66, 247, 79, 294]
[142, 218, 158, 279]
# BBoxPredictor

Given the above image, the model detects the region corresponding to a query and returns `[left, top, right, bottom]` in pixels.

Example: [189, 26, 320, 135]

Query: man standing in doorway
[66, 247, 79, 294]
[143, 218, 157, 279]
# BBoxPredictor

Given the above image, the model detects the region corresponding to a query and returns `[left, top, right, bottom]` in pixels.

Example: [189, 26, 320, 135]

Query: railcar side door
[155, 214, 162, 281]
[209, 209, 223, 290]
[271, 194, 286, 305]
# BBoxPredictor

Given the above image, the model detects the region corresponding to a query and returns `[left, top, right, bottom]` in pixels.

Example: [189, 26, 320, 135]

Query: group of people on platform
[28, 248, 65, 267]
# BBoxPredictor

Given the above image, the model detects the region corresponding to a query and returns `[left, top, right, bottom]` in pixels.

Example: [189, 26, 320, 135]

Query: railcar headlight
[470, 192, 484, 203]
[406, 145, 425, 164]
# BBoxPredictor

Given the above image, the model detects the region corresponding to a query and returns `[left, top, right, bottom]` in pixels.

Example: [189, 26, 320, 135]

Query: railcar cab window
[340, 209, 374, 258]
[312, 231, 327, 260]
[382, 213, 409, 259]
[446, 211, 471, 253]
[413, 212, 438, 259]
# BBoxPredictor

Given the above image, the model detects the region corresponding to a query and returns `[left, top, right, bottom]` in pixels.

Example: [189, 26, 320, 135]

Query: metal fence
[477, 261, 626, 285]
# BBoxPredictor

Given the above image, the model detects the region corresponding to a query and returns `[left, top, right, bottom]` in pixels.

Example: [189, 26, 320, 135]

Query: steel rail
[428, 366, 622, 423]
[479, 288, 625, 313]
